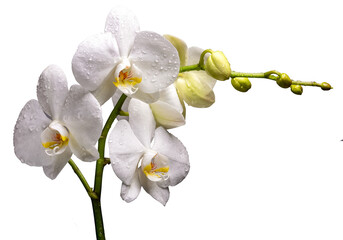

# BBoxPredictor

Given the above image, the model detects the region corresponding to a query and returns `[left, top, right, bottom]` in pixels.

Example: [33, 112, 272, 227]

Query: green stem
[94, 93, 127, 196]
[230, 71, 279, 80]
[92, 199, 105, 240]
[179, 64, 202, 73]
[91, 93, 127, 240]
[291, 81, 321, 87]
[230, 70, 331, 89]
[198, 49, 213, 69]
[68, 159, 98, 200]
[119, 110, 129, 116]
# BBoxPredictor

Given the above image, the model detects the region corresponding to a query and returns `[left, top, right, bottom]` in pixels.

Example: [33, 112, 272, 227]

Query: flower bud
[276, 73, 292, 88]
[321, 82, 332, 91]
[290, 84, 303, 95]
[231, 77, 251, 92]
[175, 72, 215, 108]
[205, 51, 231, 81]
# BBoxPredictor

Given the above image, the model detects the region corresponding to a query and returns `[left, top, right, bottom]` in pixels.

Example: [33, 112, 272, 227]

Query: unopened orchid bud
[205, 51, 231, 81]
[175, 72, 215, 108]
[276, 73, 292, 88]
[321, 82, 332, 91]
[231, 77, 251, 92]
[290, 84, 303, 95]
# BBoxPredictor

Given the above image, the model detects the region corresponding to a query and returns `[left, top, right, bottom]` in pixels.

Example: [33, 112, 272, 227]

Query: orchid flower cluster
[13, 6, 332, 240]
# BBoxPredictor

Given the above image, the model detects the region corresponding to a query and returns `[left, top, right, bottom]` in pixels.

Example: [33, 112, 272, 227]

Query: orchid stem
[179, 64, 202, 73]
[91, 93, 127, 240]
[68, 159, 98, 199]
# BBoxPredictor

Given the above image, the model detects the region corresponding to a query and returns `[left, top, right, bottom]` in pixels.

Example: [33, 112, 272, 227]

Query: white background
[1, 0, 343, 239]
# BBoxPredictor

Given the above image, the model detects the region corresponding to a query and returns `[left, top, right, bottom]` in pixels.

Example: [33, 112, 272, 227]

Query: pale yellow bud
[205, 51, 231, 81]
[175, 72, 215, 108]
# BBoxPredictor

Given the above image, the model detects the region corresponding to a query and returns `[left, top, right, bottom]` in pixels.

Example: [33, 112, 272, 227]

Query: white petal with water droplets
[68, 135, 99, 162]
[120, 170, 141, 203]
[72, 32, 120, 92]
[128, 98, 155, 148]
[14, 100, 54, 167]
[36, 65, 68, 119]
[105, 6, 140, 57]
[108, 120, 145, 185]
[43, 147, 72, 179]
[152, 127, 190, 186]
[61, 85, 102, 161]
[130, 89, 160, 104]
[129, 31, 180, 94]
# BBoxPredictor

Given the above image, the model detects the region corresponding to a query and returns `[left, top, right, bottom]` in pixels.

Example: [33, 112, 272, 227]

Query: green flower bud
[231, 77, 251, 92]
[290, 84, 303, 95]
[276, 73, 292, 88]
[205, 51, 231, 81]
[321, 82, 332, 91]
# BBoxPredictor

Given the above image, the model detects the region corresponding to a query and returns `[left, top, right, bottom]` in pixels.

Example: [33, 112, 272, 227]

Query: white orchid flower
[72, 7, 180, 105]
[108, 98, 189, 205]
[165, 35, 217, 108]
[13, 65, 103, 179]
[112, 85, 186, 129]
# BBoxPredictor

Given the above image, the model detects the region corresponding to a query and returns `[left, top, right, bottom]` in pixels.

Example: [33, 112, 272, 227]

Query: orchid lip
[142, 150, 169, 182]
[113, 59, 142, 95]
[41, 120, 70, 156]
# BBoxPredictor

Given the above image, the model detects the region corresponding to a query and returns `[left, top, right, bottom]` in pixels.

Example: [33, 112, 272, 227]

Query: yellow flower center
[143, 153, 169, 181]
[113, 67, 142, 89]
[42, 132, 69, 149]
[41, 121, 69, 156]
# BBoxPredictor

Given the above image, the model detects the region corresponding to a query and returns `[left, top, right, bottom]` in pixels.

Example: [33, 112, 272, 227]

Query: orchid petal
[13, 100, 54, 167]
[158, 85, 184, 113]
[104, 6, 140, 57]
[150, 101, 185, 129]
[36, 65, 68, 119]
[138, 167, 170, 206]
[91, 76, 118, 106]
[72, 32, 120, 93]
[42, 147, 72, 179]
[108, 120, 145, 185]
[152, 127, 190, 186]
[61, 85, 102, 161]
[129, 31, 180, 94]
[68, 135, 99, 162]
[128, 98, 156, 148]
[120, 170, 141, 203]
[130, 89, 160, 104]
[164, 35, 188, 67]
[150, 85, 185, 128]
[187, 46, 204, 64]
